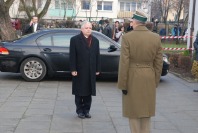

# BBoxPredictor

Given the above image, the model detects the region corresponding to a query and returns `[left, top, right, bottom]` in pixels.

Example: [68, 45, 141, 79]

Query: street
[0, 72, 198, 133]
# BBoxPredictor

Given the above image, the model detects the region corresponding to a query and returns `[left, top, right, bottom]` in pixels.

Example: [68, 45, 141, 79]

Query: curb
[169, 71, 198, 83]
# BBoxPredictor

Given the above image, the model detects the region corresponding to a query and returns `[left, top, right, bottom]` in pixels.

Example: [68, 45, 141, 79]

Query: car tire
[20, 57, 47, 82]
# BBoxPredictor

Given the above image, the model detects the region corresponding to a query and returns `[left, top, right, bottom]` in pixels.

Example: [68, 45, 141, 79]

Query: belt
[129, 62, 153, 68]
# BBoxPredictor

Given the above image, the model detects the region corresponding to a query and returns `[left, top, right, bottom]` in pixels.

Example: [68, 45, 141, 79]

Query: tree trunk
[0, 1, 17, 41]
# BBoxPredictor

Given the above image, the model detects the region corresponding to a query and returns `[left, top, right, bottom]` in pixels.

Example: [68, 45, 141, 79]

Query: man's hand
[122, 90, 127, 95]
[71, 71, 77, 76]
[30, 20, 33, 26]
[96, 72, 100, 75]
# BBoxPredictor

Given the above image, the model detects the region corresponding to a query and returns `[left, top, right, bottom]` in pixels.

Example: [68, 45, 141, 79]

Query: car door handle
[43, 48, 52, 52]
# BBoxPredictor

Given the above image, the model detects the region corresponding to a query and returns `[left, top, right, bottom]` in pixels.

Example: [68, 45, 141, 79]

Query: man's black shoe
[85, 113, 91, 118]
[193, 90, 198, 92]
[78, 113, 85, 119]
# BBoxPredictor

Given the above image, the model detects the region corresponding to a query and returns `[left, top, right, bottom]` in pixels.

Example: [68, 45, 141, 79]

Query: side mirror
[108, 45, 117, 52]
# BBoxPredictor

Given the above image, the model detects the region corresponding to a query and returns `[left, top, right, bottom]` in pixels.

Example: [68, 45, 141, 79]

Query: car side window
[37, 35, 52, 46]
[53, 33, 75, 47]
[37, 32, 77, 47]
[93, 33, 111, 49]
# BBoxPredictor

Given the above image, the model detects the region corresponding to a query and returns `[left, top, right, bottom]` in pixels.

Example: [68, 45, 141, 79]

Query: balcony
[117, 11, 134, 18]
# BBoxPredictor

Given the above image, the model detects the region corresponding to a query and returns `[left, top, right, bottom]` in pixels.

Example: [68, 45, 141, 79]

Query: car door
[37, 32, 77, 72]
[93, 32, 120, 75]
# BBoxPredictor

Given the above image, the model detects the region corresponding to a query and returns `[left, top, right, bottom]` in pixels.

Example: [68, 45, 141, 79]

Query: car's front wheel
[20, 57, 47, 82]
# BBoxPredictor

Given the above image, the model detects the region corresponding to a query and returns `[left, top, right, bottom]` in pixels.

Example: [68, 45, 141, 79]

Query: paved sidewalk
[0, 73, 198, 133]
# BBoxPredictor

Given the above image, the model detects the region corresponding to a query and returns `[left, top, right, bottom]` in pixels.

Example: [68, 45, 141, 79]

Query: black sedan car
[0, 29, 169, 81]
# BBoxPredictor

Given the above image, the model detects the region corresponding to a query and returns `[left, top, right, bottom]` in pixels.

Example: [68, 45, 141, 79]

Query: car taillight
[0, 47, 9, 55]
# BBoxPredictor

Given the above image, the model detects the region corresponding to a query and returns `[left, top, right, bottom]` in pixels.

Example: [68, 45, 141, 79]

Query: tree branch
[37, 0, 51, 19]
[20, 0, 32, 20]
[32, 0, 38, 16]
[5, 0, 15, 8]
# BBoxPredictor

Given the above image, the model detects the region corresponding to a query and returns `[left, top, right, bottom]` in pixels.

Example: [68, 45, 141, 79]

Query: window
[120, 2, 124, 11]
[37, 33, 76, 47]
[119, 2, 141, 12]
[97, 1, 112, 11]
[53, 33, 73, 47]
[67, 1, 73, 10]
[137, 3, 141, 9]
[55, 0, 60, 9]
[57, 0, 73, 10]
[61, 0, 66, 9]
[131, 2, 136, 11]
[93, 33, 112, 49]
[97, 1, 102, 10]
[37, 35, 52, 46]
[126, 2, 130, 11]
[103, 2, 112, 10]
[82, 0, 90, 10]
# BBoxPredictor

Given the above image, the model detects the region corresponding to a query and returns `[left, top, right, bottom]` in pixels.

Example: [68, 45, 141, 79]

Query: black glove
[122, 90, 128, 95]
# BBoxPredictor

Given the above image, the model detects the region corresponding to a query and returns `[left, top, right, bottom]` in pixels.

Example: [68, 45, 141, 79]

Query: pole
[190, 0, 196, 50]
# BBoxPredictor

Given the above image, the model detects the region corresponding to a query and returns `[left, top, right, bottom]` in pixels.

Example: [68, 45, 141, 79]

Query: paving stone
[0, 125, 15, 133]
[83, 121, 116, 133]
[16, 121, 51, 130]
[0, 73, 197, 133]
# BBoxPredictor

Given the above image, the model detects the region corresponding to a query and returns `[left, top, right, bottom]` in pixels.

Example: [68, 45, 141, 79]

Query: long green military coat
[117, 25, 163, 118]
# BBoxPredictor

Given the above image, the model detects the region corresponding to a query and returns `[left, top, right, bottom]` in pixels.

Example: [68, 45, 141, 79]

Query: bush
[191, 60, 198, 78]
[178, 55, 192, 71]
[65, 20, 76, 28]
[169, 53, 180, 67]
[183, 50, 190, 56]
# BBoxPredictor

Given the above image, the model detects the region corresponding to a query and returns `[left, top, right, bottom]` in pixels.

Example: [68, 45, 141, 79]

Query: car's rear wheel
[20, 57, 46, 82]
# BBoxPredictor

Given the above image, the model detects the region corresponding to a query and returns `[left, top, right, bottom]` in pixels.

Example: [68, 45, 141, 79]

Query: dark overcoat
[70, 33, 101, 96]
[23, 24, 41, 35]
[117, 26, 163, 118]
[194, 35, 198, 61]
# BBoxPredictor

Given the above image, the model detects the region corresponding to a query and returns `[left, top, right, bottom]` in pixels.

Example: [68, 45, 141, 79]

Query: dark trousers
[75, 95, 92, 114]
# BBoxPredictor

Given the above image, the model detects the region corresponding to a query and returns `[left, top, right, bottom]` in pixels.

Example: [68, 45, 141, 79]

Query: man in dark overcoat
[102, 19, 113, 39]
[194, 33, 198, 61]
[69, 21, 101, 119]
[193, 33, 198, 92]
[23, 16, 41, 35]
[117, 10, 163, 133]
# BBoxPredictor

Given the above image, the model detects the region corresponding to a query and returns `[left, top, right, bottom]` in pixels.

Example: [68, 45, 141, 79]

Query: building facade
[9, 0, 146, 21]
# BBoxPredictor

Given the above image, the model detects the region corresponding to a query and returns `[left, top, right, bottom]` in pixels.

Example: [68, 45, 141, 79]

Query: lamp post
[189, 0, 196, 51]
[148, 0, 152, 21]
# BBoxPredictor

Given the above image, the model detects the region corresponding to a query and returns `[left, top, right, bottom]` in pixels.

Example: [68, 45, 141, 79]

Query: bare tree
[151, 0, 161, 21]
[71, 0, 80, 20]
[159, 0, 173, 35]
[20, 0, 52, 20]
[151, 0, 172, 35]
[171, 0, 189, 44]
[0, 0, 17, 41]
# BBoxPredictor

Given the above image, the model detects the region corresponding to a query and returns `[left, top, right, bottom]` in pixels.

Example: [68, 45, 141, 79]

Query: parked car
[0, 29, 169, 81]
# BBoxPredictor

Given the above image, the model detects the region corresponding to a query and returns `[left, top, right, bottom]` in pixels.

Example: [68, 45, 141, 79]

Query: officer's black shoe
[78, 113, 85, 119]
[85, 113, 91, 118]
[193, 90, 198, 92]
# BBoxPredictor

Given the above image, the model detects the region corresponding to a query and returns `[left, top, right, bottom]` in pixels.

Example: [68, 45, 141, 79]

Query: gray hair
[81, 21, 92, 28]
